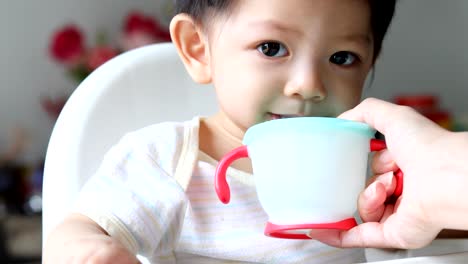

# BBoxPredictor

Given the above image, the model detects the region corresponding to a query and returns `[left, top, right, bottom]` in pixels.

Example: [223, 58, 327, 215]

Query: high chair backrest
[42, 43, 217, 245]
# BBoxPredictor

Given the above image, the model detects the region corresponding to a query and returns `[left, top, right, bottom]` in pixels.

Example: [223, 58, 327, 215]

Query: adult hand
[309, 98, 468, 249]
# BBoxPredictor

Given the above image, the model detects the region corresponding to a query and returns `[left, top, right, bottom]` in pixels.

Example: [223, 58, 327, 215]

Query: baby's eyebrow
[247, 19, 302, 35]
[337, 34, 372, 47]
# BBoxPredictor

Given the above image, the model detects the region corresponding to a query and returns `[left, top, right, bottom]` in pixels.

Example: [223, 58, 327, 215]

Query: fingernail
[378, 150, 393, 164]
[378, 171, 394, 186]
[364, 182, 377, 199]
[307, 230, 316, 239]
[307, 229, 326, 239]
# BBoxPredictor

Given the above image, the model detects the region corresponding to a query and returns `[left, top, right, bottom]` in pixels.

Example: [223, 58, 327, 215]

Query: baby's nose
[283, 68, 327, 101]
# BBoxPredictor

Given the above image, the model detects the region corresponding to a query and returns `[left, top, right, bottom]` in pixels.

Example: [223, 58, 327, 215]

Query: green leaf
[68, 65, 89, 83]
[95, 30, 108, 46]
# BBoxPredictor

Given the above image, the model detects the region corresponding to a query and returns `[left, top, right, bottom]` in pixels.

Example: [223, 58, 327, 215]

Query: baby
[44, 0, 396, 263]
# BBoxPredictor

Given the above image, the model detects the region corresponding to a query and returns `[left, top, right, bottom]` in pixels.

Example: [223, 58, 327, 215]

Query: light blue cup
[215, 117, 402, 239]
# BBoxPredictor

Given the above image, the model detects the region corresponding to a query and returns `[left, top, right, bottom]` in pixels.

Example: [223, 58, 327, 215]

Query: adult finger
[310, 216, 409, 249]
[358, 181, 387, 222]
[338, 98, 400, 136]
[371, 150, 399, 175]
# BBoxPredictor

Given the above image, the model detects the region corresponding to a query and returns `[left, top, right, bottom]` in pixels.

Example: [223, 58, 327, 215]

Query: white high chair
[42, 43, 217, 262]
[42, 42, 468, 263]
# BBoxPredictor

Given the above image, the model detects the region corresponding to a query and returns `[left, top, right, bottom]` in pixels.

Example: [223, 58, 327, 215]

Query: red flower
[124, 11, 171, 42]
[86, 46, 118, 70]
[49, 24, 85, 65]
[120, 31, 159, 51]
[40, 95, 68, 119]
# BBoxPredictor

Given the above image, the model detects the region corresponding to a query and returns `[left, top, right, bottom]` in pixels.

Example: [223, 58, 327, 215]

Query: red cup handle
[370, 139, 404, 197]
[215, 146, 249, 204]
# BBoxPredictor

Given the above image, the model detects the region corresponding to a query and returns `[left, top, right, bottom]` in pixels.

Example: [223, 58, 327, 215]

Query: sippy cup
[214, 117, 403, 239]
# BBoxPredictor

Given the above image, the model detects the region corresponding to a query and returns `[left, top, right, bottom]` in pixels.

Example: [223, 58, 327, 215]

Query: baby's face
[206, 0, 374, 132]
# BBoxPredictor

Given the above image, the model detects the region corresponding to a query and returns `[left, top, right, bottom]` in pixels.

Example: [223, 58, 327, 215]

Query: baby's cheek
[336, 93, 362, 112]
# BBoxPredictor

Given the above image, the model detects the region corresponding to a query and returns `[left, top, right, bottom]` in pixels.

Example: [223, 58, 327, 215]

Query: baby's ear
[170, 14, 212, 84]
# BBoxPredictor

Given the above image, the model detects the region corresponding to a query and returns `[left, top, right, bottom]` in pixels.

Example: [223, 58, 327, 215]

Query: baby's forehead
[218, 0, 372, 32]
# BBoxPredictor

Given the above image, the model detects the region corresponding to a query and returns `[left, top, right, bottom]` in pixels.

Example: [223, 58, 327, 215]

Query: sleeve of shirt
[73, 131, 188, 259]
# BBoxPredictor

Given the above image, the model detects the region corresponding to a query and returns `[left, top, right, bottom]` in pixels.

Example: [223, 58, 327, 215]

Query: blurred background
[1, 0, 468, 262]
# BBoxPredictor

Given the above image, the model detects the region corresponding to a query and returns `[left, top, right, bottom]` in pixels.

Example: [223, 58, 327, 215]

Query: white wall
[2, 0, 468, 162]
[1, 0, 171, 162]
[368, 0, 468, 115]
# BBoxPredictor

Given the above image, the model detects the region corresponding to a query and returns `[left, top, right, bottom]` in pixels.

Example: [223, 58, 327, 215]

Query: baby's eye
[329, 51, 358, 66]
[257, 42, 288, 57]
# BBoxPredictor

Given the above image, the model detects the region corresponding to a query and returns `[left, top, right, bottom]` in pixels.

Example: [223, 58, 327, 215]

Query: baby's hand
[54, 234, 140, 264]
[43, 214, 140, 264]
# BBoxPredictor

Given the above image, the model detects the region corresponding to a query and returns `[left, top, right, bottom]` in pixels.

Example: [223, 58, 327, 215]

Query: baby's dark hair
[174, 0, 396, 62]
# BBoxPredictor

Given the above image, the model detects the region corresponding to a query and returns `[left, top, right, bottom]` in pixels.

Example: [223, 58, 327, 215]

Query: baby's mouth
[267, 112, 334, 120]
[268, 112, 304, 120]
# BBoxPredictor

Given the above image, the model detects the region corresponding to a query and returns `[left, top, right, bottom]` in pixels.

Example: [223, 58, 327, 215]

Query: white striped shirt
[75, 117, 365, 263]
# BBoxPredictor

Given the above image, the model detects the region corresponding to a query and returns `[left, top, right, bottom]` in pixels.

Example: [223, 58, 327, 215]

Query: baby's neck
[199, 112, 252, 173]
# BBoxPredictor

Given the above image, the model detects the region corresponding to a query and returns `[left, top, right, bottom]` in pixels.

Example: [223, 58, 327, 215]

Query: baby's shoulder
[124, 119, 194, 151]
[113, 118, 198, 176]
[131, 120, 188, 144]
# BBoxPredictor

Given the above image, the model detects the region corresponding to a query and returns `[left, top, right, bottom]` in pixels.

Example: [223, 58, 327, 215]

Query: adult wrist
[431, 131, 468, 231]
